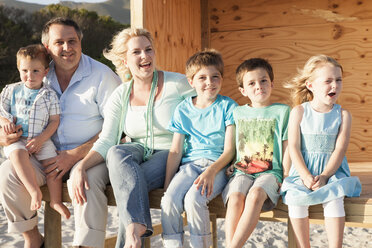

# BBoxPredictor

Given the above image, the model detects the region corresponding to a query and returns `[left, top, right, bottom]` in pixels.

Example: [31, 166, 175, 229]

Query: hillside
[0, 0, 130, 24]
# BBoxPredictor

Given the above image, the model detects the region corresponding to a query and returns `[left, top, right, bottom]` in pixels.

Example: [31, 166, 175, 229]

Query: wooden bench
[41, 162, 372, 248]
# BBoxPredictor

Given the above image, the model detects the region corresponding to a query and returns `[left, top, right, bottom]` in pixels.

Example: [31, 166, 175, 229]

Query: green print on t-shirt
[235, 118, 276, 174]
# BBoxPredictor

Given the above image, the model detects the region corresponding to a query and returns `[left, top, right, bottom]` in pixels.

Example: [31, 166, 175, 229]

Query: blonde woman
[70, 28, 195, 248]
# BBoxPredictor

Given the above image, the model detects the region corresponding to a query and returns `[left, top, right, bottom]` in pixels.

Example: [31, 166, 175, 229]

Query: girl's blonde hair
[103, 27, 154, 82]
[285, 54, 343, 106]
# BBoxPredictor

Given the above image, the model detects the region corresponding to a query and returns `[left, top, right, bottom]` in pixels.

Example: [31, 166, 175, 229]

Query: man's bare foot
[124, 223, 146, 248]
[50, 201, 71, 219]
[29, 188, 42, 211]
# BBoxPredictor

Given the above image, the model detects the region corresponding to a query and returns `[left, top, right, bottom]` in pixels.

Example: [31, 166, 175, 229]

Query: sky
[17, 0, 107, 5]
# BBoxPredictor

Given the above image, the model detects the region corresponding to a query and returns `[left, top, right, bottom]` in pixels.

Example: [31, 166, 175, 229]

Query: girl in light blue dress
[281, 55, 361, 248]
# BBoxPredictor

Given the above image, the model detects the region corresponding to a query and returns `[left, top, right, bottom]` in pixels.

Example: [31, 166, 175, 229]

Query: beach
[1, 203, 372, 247]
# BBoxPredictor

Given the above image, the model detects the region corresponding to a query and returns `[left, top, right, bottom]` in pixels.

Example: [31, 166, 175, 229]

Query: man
[0, 17, 121, 248]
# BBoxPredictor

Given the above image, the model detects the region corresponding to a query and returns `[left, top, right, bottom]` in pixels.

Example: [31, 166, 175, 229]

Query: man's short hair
[41, 17, 83, 45]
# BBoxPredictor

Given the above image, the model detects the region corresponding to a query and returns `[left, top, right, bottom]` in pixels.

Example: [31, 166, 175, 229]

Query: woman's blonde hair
[103, 27, 154, 82]
[285, 54, 343, 106]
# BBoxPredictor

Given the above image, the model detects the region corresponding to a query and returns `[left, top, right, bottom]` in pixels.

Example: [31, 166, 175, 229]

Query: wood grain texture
[143, 0, 202, 74]
[211, 20, 372, 162]
[209, 0, 372, 32]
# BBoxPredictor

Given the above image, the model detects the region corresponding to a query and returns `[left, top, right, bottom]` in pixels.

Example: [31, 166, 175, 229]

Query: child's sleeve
[225, 98, 238, 126]
[48, 90, 61, 116]
[282, 105, 291, 141]
[0, 85, 14, 122]
[167, 102, 188, 135]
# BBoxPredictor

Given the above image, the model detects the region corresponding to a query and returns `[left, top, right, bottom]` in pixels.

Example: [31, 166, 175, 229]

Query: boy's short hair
[16, 44, 51, 69]
[236, 58, 274, 87]
[185, 49, 224, 80]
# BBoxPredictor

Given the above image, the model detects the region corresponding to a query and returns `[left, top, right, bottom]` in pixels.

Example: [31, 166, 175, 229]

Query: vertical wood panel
[130, 0, 144, 28]
[143, 0, 202, 74]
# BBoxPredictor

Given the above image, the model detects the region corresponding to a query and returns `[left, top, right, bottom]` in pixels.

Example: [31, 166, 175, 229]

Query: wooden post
[44, 202, 61, 248]
[287, 218, 297, 248]
[210, 213, 217, 248]
[143, 237, 151, 248]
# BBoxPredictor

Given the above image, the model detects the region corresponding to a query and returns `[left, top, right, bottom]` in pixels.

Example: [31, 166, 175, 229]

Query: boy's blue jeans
[106, 143, 169, 248]
[161, 158, 228, 248]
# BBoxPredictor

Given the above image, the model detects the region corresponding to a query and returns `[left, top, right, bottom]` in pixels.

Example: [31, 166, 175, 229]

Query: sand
[1, 203, 372, 247]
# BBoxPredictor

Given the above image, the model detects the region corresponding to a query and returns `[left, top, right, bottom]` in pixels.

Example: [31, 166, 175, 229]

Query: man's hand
[0, 125, 22, 146]
[44, 150, 79, 180]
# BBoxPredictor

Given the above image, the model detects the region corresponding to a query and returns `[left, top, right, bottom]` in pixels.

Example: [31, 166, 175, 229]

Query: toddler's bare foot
[29, 188, 42, 211]
[50, 201, 71, 219]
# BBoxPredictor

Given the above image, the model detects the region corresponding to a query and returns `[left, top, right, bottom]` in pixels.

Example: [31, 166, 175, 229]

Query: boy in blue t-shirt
[161, 49, 237, 248]
[223, 58, 290, 248]
[0, 44, 69, 219]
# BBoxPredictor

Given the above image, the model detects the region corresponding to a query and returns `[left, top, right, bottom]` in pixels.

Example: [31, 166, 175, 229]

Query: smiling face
[44, 24, 82, 72]
[188, 65, 222, 105]
[306, 63, 342, 111]
[19, 58, 49, 90]
[239, 68, 273, 108]
[125, 36, 155, 81]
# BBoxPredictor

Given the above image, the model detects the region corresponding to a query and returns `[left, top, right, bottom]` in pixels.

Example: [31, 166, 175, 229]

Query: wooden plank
[104, 236, 117, 248]
[201, 0, 210, 49]
[211, 20, 372, 162]
[143, 0, 202, 74]
[130, 0, 144, 28]
[209, 0, 372, 32]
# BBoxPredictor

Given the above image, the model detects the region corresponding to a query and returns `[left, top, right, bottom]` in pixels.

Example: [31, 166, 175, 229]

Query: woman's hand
[194, 167, 217, 198]
[71, 165, 90, 205]
[311, 174, 328, 190]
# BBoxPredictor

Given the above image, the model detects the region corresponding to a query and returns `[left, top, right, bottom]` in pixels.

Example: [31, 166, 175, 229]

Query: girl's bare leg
[289, 217, 310, 248]
[325, 217, 345, 248]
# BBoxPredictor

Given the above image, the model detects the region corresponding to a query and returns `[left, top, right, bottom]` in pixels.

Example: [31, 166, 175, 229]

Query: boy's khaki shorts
[222, 173, 280, 211]
[4, 137, 57, 161]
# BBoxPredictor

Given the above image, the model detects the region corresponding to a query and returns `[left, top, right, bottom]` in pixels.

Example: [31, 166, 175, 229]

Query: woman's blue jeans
[106, 143, 169, 248]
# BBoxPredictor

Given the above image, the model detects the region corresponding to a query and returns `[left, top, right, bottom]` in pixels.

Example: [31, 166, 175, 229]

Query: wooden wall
[208, 0, 372, 162]
[132, 0, 372, 162]
[131, 0, 202, 74]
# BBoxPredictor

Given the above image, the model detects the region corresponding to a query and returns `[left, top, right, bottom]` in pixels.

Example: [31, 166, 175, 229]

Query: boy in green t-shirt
[222, 58, 291, 248]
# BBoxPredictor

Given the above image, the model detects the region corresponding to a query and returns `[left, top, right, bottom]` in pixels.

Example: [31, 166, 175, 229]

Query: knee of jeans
[184, 188, 207, 212]
[161, 192, 184, 214]
[106, 145, 131, 170]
